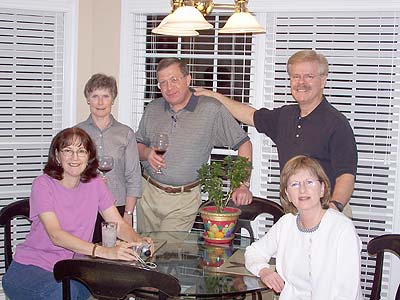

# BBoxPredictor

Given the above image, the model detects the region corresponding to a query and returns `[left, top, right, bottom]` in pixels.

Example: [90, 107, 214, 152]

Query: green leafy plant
[198, 156, 252, 213]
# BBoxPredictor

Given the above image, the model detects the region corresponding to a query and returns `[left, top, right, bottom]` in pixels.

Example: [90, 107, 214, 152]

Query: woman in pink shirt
[2, 127, 151, 300]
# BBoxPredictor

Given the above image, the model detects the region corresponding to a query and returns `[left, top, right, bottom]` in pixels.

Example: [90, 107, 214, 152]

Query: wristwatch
[331, 200, 344, 212]
[124, 210, 133, 215]
[241, 181, 250, 189]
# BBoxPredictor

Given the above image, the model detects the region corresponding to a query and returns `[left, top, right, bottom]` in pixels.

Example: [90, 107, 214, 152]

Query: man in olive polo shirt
[195, 50, 357, 217]
[136, 58, 253, 233]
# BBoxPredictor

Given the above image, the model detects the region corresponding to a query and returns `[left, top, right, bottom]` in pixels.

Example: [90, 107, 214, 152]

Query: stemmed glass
[152, 133, 169, 174]
[98, 155, 114, 176]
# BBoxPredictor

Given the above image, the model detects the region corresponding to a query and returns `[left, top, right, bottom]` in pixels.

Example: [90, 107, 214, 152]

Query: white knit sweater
[245, 209, 364, 300]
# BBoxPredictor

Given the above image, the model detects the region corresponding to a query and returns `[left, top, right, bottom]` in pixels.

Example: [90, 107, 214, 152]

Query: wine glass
[98, 155, 114, 176]
[152, 133, 169, 174]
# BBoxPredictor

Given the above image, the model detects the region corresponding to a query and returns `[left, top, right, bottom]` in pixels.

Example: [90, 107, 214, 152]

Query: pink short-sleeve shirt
[14, 174, 114, 271]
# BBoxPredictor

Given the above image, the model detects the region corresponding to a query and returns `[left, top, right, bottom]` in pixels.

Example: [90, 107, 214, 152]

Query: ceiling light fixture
[152, 0, 265, 36]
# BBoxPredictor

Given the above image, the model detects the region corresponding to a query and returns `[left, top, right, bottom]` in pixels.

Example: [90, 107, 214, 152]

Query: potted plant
[197, 156, 252, 244]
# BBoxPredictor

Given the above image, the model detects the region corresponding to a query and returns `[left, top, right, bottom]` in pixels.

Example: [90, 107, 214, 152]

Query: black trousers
[92, 205, 125, 243]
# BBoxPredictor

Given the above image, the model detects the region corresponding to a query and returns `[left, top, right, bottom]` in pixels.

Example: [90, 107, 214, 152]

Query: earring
[56, 159, 61, 166]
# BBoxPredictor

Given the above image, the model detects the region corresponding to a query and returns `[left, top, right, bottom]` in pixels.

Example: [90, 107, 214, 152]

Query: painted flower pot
[199, 206, 241, 244]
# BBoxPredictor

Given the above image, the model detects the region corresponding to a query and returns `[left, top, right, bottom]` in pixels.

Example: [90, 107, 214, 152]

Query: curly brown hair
[280, 155, 331, 214]
[43, 127, 98, 182]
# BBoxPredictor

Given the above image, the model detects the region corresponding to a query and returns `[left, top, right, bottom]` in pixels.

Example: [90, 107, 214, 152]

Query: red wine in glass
[154, 149, 167, 156]
[98, 166, 113, 174]
[98, 156, 114, 176]
[152, 133, 168, 174]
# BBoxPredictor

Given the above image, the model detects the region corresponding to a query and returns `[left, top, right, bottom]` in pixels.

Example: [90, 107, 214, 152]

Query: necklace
[296, 214, 320, 233]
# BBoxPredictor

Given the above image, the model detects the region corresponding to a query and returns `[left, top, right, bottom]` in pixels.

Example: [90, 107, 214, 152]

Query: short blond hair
[287, 50, 329, 77]
[280, 155, 331, 214]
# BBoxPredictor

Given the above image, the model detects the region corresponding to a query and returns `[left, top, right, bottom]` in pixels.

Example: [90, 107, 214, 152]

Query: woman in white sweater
[245, 155, 364, 300]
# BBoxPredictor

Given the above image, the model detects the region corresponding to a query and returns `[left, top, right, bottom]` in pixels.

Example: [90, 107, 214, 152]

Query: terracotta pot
[199, 206, 241, 244]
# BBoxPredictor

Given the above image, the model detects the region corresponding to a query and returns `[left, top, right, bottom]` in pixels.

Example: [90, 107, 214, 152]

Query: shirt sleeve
[333, 222, 363, 299]
[253, 107, 283, 142]
[245, 218, 281, 276]
[213, 104, 249, 150]
[96, 177, 116, 212]
[124, 130, 142, 198]
[29, 176, 55, 219]
[330, 118, 358, 178]
[136, 107, 150, 146]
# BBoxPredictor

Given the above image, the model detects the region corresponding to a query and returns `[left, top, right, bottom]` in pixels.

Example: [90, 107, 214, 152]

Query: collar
[163, 93, 199, 113]
[297, 95, 328, 119]
[87, 114, 116, 130]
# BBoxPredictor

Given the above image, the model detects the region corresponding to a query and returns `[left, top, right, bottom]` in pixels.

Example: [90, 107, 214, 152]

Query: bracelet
[124, 210, 133, 215]
[91, 244, 99, 258]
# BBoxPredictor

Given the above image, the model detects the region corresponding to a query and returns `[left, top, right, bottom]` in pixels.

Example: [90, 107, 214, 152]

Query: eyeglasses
[157, 75, 186, 89]
[290, 74, 320, 82]
[60, 148, 88, 158]
[288, 179, 320, 189]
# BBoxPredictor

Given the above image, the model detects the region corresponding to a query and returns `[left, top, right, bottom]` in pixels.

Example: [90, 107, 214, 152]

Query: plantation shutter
[259, 11, 400, 299]
[0, 8, 65, 275]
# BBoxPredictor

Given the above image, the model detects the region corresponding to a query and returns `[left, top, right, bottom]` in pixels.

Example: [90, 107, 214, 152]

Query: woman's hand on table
[99, 241, 141, 261]
[259, 267, 285, 293]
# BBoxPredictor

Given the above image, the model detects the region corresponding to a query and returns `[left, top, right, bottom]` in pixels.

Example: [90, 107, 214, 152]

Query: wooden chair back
[367, 234, 400, 300]
[53, 259, 181, 300]
[233, 196, 285, 242]
[0, 199, 30, 270]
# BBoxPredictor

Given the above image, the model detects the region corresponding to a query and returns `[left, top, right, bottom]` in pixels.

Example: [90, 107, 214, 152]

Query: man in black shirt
[194, 50, 357, 216]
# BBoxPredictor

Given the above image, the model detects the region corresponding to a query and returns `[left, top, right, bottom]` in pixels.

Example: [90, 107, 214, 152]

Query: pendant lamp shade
[219, 12, 265, 34]
[152, 14, 199, 36]
[151, 0, 266, 36]
[160, 6, 213, 31]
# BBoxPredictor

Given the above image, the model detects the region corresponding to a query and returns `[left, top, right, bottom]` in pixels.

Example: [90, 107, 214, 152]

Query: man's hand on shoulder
[193, 87, 220, 100]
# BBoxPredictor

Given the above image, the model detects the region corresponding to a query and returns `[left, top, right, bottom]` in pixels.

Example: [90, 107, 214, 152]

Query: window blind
[0, 8, 64, 275]
[259, 11, 399, 299]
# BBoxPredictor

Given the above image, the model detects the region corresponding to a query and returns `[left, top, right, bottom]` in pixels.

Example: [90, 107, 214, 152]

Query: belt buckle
[164, 186, 176, 193]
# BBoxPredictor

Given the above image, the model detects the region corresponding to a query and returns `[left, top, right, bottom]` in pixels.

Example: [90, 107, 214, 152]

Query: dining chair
[0, 199, 30, 270]
[53, 258, 181, 300]
[232, 196, 285, 243]
[367, 234, 400, 300]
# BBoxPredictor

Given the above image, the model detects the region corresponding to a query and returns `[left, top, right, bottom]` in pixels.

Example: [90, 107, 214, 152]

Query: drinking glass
[98, 155, 114, 176]
[152, 133, 169, 174]
[101, 221, 117, 247]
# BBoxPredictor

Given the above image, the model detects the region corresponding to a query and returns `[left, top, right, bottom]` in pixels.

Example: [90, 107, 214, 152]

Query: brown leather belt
[143, 174, 200, 194]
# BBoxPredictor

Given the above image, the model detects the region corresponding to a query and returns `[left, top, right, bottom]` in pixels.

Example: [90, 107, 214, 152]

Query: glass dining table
[138, 231, 271, 299]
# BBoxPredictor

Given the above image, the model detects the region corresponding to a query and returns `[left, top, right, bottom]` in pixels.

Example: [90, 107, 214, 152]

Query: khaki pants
[136, 178, 201, 233]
